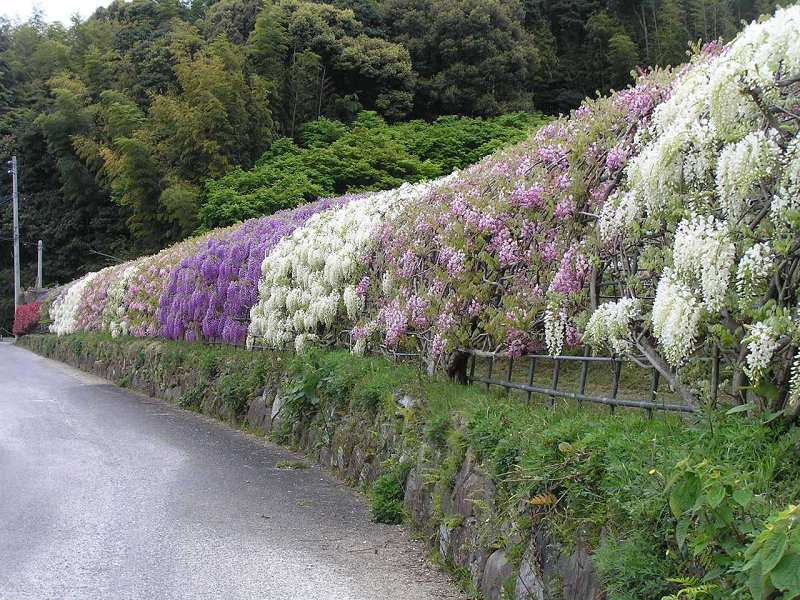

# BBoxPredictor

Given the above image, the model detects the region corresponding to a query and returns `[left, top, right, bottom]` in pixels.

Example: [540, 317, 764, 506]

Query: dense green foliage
[284, 346, 800, 600]
[200, 110, 548, 227]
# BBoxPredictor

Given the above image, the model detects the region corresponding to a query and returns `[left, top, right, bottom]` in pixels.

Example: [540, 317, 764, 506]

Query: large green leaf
[749, 559, 766, 600]
[706, 485, 725, 509]
[771, 554, 800, 594]
[759, 530, 788, 574]
[669, 472, 701, 517]
[732, 488, 753, 508]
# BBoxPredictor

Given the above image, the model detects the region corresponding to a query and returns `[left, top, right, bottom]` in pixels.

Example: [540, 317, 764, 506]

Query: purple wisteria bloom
[157, 196, 354, 344]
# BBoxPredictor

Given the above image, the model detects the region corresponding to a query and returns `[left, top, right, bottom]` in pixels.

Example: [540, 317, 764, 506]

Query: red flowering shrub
[13, 302, 42, 336]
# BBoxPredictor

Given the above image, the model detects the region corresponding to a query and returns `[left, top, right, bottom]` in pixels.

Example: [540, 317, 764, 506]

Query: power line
[89, 249, 126, 263]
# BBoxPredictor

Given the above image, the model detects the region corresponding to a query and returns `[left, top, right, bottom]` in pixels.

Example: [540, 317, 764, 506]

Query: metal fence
[464, 348, 697, 416]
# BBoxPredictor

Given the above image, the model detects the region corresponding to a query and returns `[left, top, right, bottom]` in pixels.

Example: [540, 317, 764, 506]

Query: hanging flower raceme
[583, 298, 640, 355]
[121, 234, 223, 339]
[103, 263, 141, 338]
[158, 197, 347, 345]
[672, 215, 735, 312]
[50, 272, 100, 336]
[74, 265, 125, 333]
[586, 6, 800, 409]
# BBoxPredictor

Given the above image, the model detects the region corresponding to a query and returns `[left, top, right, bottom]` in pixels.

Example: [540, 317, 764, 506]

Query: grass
[471, 353, 681, 407]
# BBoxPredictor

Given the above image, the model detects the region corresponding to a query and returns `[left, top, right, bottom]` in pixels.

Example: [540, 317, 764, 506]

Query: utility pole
[11, 156, 20, 312]
[37, 240, 42, 289]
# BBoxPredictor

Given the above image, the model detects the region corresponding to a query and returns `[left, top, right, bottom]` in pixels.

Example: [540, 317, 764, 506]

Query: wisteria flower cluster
[247, 180, 452, 352]
[158, 197, 346, 345]
[121, 235, 221, 338]
[588, 5, 800, 410]
[50, 272, 100, 335]
[74, 265, 124, 333]
[583, 298, 639, 355]
[354, 74, 671, 363]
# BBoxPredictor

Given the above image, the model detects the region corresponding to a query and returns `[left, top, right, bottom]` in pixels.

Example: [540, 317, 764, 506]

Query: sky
[2, 0, 110, 26]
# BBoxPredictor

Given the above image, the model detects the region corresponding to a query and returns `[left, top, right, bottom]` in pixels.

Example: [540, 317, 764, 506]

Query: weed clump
[372, 462, 412, 524]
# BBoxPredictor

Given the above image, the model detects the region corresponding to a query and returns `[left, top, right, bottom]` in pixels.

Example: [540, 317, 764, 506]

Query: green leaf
[755, 381, 780, 403]
[749, 559, 765, 600]
[706, 485, 725, 509]
[771, 553, 800, 593]
[669, 472, 701, 517]
[759, 530, 788, 574]
[726, 403, 755, 415]
[733, 489, 753, 508]
[676, 516, 690, 549]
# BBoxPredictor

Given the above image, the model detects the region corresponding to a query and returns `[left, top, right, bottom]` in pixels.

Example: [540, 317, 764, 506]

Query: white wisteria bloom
[342, 285, 363, 321]
[788, 350, 800, 408]
[652, 271, 702, 367]
[743, 321, 779, 381]
[627, 6, 800, 218]
[598, 191, 639, 243]
[294, 333, 319, 355]
[716, 130, 781, 219]
[103, 263, 139, 337]
[543, 307, 567, 357]
[770, 139, 800, 227]
[247, 175, 455, 349]
[672, 215, 735, 312]
[736, 242, 773, 297]
[50, 271, 100, 336]
[682, 119, 718, 189]
[583, 298, 640, 355]
[770, 186, 800, 227]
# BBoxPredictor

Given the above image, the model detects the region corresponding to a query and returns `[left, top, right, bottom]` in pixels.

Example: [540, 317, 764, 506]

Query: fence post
[505, 357, 514, 396]
[578, 346, 591, 408]
[610, 360, 622, 415]
[486, 355, 494, 391]
[711, 346, 720, 410]
[647, 370, 660, 420]
[526, 357, 536, 405]
[468, 352, 476, 384]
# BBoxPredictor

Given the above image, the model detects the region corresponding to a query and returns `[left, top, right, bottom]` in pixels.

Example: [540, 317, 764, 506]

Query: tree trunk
[446, 350, 470, 384]
[635, 335, 701, 410]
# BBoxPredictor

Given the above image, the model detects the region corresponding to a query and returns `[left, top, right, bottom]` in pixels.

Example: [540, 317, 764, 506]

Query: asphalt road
[0, 342, 461, 600]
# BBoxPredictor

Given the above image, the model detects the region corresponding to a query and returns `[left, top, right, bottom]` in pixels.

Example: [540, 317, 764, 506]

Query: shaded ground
[0, 342, 462, 600]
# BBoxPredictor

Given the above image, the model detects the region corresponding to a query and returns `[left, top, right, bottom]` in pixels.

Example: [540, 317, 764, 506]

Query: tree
[382, 0, 540, 117]
[203, 0, 264, 44]
[656, 0, 691, 66]
[248, 0, 415, 132]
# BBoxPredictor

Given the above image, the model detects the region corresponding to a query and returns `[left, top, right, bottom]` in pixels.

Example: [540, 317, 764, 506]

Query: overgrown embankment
[20, 333, 800, 600]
